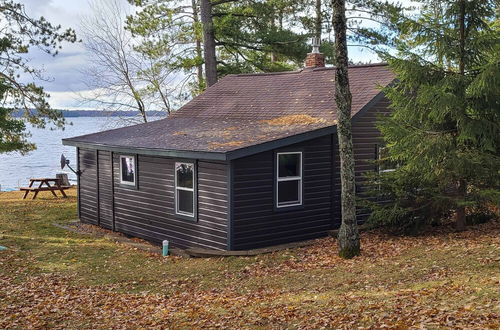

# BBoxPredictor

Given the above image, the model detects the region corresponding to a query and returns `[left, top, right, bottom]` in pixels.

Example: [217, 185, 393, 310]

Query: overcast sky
[18, 0, 117, 110]
[19, 0, 381, 110]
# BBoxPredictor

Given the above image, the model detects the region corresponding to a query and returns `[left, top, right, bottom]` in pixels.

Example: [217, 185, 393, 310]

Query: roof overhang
[351, 90, 387, 124]
[225, 125, 337, 160]
[62, 124, 337, 162]
[62, 139, 228, 161]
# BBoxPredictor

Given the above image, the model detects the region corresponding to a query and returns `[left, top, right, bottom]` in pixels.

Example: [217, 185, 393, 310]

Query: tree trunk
[270, 15, 276, 63]
[458, 0, 465, 75]
[192, 0, 205, 91]
[315, 0, 322, 41]
[126, 77, 147, 123]
[332, 0, 360, 258]
[200, 0, 217, 87]
[155, 81, 171, 114]
[130, 85, 147, 123]
[455, 179, 467, 231]
[455, 0, 466, 231]
[137, 97, 147, 123]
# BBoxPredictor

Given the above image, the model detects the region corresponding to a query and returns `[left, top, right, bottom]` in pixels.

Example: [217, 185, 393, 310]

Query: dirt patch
[55, 221, 110, 237]
[53, 221, 176, 256]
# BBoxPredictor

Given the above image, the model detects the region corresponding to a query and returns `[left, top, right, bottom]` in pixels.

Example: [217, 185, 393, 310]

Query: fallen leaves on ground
[0, 190, 498, 328]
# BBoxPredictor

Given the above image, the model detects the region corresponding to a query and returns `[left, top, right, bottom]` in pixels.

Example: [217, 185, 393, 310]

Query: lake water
[0, 117, 162, 191]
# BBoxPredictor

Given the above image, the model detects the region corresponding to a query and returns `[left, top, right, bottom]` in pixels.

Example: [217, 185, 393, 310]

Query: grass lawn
[0, 188, 498, 328]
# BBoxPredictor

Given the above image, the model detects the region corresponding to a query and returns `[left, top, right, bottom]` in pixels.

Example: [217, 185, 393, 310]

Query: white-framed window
[276, 152, 303, 208]
[377, 145, 396, 174]
[119, 155, 136, 185]
[175, 162, 195, 217]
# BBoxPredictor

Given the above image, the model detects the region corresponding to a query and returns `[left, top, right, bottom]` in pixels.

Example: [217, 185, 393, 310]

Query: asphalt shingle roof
[63, 64, 394, 155]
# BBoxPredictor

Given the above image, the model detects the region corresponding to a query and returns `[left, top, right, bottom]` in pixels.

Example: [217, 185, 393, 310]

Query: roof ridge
[227, 63, 388, 77]
[231, 70, 303, 77]
[312, 62, 388, 71]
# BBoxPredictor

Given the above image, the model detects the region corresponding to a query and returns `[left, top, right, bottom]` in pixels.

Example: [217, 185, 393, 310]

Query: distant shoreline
[12, 110, 167, 118]
[0, 116, 147, 191]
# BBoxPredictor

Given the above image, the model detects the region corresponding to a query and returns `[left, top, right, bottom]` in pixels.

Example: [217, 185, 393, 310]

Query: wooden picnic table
[20, 178, 70, 200]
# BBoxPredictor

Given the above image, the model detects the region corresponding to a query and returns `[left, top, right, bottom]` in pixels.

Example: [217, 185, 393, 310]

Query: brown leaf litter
[1, 219, 499, 329]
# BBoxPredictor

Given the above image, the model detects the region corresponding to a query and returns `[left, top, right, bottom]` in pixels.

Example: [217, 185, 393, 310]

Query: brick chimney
[304, 37, 325, 69]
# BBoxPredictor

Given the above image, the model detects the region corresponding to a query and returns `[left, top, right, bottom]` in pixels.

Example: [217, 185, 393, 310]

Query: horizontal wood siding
[332, 98, 389, 223]
[78, 149, 98, 225]
[98, 150, 113, 229]
[352, 97, 391, 219]
[330, 134, 341, 226]
[231, 135, 333, 250]
[334, 96, 391, 221]
[112, 154, 228, 250]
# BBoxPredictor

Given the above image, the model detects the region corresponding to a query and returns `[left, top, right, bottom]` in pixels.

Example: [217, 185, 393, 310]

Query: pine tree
[200, 0, 218, 86]
[126, 0, 206, 94]
[128, 0, 312, 91]
[366, 0, 500, 232]
[0, 0, 77, 153]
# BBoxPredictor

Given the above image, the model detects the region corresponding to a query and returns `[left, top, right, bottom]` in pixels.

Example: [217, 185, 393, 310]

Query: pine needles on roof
[261, 114, 327, 126]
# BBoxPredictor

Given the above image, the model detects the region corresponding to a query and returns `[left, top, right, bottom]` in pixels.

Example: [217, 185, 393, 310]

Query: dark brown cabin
[63, 53, 395, 251]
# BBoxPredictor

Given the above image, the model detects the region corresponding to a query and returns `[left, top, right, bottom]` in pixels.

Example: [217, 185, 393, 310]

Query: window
[175, 162, 195, 217]
[120, 155, 136, 185]
[276, 152, 302, 208]
[377, 145, 397, 173]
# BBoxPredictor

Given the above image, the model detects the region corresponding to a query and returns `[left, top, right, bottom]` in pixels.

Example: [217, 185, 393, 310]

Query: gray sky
[19, 0, 117, 109]
[19, 0, 382, 110]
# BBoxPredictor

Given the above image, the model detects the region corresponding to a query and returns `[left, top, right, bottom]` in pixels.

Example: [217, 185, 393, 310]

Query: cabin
[62, 51, 395, 251]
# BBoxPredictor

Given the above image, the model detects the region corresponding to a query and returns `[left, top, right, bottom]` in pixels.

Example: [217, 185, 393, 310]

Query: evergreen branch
[216, 41, 264, 52]
[212, 12, 256, 18]
[211, 0, 238, 6]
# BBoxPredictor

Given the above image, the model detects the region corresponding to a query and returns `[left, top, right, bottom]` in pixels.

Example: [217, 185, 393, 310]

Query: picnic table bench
[20, 178, 71, 200]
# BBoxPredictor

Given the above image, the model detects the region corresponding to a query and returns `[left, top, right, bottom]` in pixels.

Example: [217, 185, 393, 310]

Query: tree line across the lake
[9, 110, 167, 118]
[0, 0, 498, 257]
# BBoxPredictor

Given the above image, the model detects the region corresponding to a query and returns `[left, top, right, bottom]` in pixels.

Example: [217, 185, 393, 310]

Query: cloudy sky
[19, 0, 381, 110]
[18, 0, 127, 110]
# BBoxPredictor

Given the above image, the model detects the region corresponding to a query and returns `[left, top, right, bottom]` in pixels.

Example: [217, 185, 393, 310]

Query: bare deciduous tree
[80, 0, 178, 123]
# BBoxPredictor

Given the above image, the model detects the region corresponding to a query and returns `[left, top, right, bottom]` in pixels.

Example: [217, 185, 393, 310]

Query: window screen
[120, 155, 136, 185]
[175, 162, 195, 217]
[377, 145, 397, 173]
[276, 152, 302, 207]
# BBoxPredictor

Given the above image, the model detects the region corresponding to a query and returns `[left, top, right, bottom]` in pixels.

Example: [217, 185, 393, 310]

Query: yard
[0, 188, 498, 328]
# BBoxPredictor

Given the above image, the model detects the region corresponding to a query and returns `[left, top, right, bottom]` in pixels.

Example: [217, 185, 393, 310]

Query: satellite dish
[60, 153, 80, 175]
[60, 154, 68, 170]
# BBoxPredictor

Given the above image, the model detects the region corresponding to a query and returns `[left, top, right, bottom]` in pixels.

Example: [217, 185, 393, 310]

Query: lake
[0, 117, 162, 191]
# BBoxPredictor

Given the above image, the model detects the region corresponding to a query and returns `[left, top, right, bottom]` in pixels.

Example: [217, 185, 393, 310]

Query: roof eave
[350, 89, 389, 124]
[61, 139, 228, 161]
[225, 125, 337, 160]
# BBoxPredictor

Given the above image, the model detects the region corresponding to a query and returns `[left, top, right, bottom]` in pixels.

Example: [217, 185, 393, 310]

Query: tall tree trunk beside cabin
[192, 0, 205, 92]
[332, 0, 360, 258]
[315, 0, 322, 41]
[455, 0, 467, 231]
[200, 0, 218, 87]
